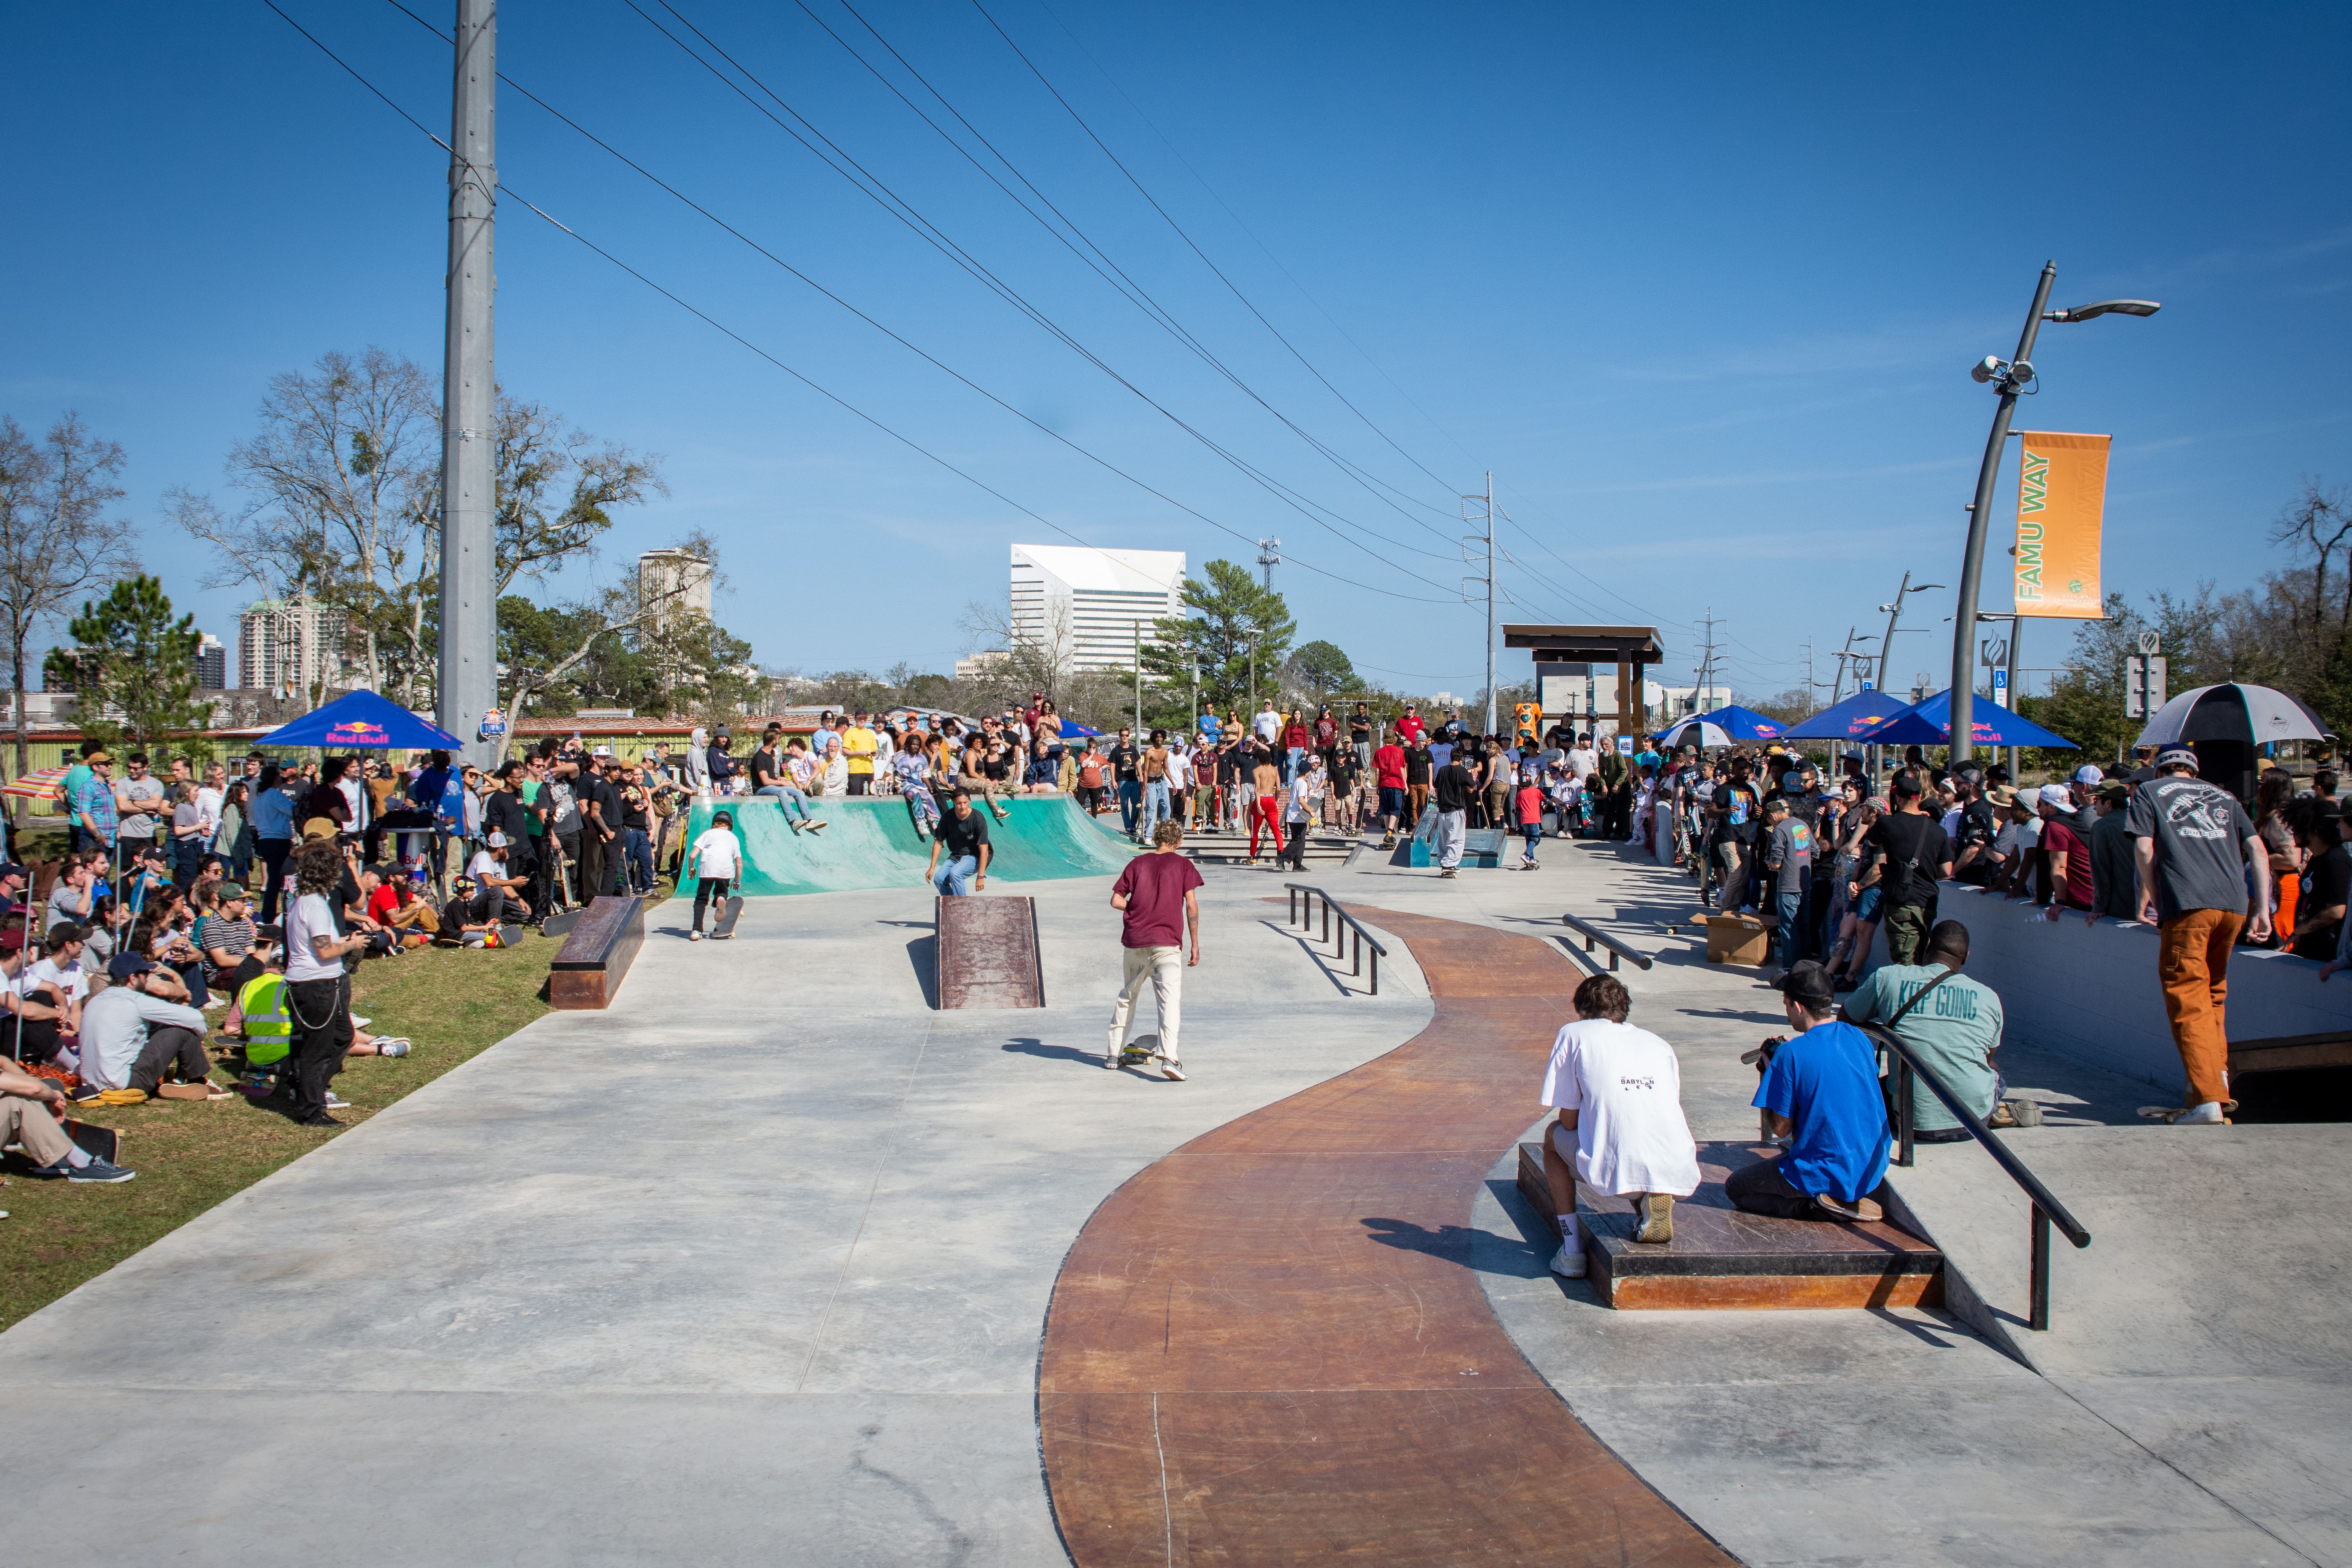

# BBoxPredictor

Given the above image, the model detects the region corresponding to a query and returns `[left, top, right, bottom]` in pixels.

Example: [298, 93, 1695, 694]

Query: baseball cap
[1781, 770, 1804, 791]
[2155, 748, 2200, 773]
[2037, 783, 2073, 810]
[1772, 961, 1837, 1009]
[591, 744, 613, 758]
[0, 863, 25, 882]
[108, 952, 156, 980]
[2073, 765, 2105, 785]
[0, 927, 23, 953]
[217, 882, 249, 900]
[488, 831, 508, 847]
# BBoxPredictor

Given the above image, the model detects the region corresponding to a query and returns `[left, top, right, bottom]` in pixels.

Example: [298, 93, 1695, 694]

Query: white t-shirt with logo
[689, 827, 742, 881]
[1539, 1019, 1702, 1198]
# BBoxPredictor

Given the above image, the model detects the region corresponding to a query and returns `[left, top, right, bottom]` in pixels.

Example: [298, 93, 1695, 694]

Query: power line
[601, 0, 1465, 581]
[968, 0, 1465, 517]
[271, 0, 1452, 610]
[373, 0, 1463, 603]
[1029, 0, 1481, 476]
[813, 0, 1468, 550]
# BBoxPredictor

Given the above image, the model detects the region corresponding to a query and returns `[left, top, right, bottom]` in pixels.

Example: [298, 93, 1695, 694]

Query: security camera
[1969, 356, 2003, 385]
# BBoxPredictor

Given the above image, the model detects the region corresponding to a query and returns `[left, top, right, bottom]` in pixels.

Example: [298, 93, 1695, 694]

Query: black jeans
[578, 832, 610, 906]
[470, 888, 528, 924]
[129, 1024, 212, 1094]
[258, 838, 293, 922]
[287, 974, 352, 1121]
[692, 876, 731, 931]
[1726, 1154, 1888, 1219]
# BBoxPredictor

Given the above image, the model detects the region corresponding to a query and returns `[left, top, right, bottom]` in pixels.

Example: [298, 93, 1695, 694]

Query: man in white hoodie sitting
[1537, 972, 1702, 1278]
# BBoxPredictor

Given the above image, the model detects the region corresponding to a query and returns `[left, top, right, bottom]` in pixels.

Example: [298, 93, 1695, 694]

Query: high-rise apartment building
[193, 632, 226, 689]
[637, 549, 714, 624]
[238, 597, 348, 695]
[1009, 544, 1185, 673]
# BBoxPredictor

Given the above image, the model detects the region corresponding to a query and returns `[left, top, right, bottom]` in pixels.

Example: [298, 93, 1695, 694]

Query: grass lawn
[0, 916, 602, 1331]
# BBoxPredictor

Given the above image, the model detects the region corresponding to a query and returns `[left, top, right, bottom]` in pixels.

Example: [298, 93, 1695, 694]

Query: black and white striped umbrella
[2132, 682, 2330, 748]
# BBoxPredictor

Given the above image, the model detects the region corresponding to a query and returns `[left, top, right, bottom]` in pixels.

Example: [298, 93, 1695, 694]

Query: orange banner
[2013, 430, 2109, 619]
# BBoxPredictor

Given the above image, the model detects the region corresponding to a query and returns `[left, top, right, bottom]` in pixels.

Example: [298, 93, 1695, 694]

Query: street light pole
[1949, 261, 2056, 766]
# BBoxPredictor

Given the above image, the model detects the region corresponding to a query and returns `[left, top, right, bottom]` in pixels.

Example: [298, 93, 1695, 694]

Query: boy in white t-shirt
[1537, 972, 1702, 1278]
[687, 811, 743, 942]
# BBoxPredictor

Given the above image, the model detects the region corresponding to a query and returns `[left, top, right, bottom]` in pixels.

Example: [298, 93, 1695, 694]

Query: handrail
[1283, 883, 1388, 995]
[1558, 913, 1653, 972]
[1878, 1026, 2091, 1332]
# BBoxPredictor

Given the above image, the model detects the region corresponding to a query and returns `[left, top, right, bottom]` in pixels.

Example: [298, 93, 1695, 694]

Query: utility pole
[1801, 638, 1817, 716]
[1461, 476, 1496, 736]
[1876, 571, 1912, 695]
[438, 0, 497, 768]
[1483, 473, 1497, 739]
[1693, 609, 1721, 712]
[1828, 625, 1861, 706]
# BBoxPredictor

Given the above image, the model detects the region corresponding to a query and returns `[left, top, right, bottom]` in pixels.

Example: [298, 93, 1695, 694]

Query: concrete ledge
[1914, 884, 2352, 1093]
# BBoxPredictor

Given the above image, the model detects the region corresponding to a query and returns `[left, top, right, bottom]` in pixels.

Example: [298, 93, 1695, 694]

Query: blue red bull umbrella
[1867, 689, 2076, 749]
[255, 688, 468, 751]
[1782, 688, 1913, 742]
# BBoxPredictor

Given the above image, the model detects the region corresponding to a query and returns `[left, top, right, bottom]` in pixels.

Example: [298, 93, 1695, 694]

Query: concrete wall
[1900, 883, 2352, 1093]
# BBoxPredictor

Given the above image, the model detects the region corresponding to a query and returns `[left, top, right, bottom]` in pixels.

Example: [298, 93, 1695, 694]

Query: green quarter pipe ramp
[679, 794, 1134, 895]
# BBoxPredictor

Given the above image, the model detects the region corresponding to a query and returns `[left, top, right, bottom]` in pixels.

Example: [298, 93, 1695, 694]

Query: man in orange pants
[1245, 747, 1285, 866]
[2128, 749, 2270, 1123]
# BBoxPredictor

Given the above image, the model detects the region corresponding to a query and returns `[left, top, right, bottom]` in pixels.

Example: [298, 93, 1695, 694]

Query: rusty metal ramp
[935, 895, 1044, 1009]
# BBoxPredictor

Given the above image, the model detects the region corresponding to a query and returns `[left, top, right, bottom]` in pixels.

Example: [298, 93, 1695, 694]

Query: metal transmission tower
[438, 0, 497, 766]
[1461, 474, 1495, 736]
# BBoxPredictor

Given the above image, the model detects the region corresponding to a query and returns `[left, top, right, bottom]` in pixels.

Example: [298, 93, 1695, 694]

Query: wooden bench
[548, 895, 644, 1010]
[1516, 1138, 1943, 1309]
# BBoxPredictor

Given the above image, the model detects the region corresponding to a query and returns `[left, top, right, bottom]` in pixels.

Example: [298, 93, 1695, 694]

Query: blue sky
[6, 1, 2347, 702]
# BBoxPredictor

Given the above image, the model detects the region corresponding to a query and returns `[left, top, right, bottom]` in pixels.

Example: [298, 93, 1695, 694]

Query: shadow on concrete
[906, 935, 939, 1009]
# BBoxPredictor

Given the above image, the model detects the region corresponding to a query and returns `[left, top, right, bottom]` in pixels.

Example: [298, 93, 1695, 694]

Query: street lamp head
[1909, 583, 1945, 593]
[2045, 299, 2161, 323]
[1970, 355, 2004, 385]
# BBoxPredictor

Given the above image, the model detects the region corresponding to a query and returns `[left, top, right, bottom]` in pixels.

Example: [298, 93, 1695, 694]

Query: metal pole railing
[1284, 883, 1385, 996]
[1878, 1028, 2089, 1330]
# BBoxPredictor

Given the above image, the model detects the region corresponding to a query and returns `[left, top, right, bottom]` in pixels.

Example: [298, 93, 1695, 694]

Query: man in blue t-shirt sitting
[1729, 961, 1892, 1223]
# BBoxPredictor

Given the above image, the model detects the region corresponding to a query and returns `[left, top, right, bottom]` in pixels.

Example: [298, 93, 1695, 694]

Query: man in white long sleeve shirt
[79, 953, 215, 1096]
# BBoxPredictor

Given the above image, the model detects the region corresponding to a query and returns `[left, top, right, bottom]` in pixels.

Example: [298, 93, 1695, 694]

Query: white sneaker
[1103, 1049, 1121, 1069]
[1548, 1241, 1586, 1278]
[2175, 1100, 2227, 1124]
[1162, 1061, 1186, 1081]
[350, 1015, 372, 1030]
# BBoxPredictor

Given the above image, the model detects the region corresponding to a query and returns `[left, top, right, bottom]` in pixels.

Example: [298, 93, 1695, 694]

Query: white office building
[238, 597, 349, 695]
[1009, 544, 1185, 673]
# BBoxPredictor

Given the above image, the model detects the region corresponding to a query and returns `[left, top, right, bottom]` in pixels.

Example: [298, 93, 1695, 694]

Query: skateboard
[1116, 1033, 1176, 1070]
[710, 896, 745, 939]
[62, 1119, 121, 1165]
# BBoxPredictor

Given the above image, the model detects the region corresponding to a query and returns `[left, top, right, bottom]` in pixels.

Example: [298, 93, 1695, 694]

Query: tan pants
[2, 1095, 74, 1168]
[1109, 944, 1184, 1064]
[385, 902, 440, 934]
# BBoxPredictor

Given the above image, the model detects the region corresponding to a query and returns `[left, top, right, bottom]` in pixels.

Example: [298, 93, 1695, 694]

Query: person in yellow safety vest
[842, 709, 879, 796]
[232, 940, 411, 1094]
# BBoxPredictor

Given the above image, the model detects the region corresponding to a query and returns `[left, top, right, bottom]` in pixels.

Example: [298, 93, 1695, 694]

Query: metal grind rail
[1282, 884, 1388, 995]
[1558, 912, 1653, 972]
[1884, 1032, 2091, 1332]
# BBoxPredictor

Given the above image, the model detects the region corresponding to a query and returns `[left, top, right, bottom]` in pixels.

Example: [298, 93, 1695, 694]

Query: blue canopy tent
[256, 688, 468, 752]
[1060, 721, 1103, 739]
[1783, 689, 1913, 742]
[1867, 689, 2076, 750]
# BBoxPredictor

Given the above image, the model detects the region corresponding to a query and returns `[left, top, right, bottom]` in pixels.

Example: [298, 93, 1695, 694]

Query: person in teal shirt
[1841, 920, 2002, 1140]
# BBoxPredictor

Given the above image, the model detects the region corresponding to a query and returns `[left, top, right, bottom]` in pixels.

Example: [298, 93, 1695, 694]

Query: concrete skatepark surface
[682, 793, 1133, 895]
[2, 826, 2345, 1564]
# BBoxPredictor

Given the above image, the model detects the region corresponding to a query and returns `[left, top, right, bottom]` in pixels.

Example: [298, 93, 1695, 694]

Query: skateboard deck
[63, 1119, 120, 1165]
[711, 896, 745, 938]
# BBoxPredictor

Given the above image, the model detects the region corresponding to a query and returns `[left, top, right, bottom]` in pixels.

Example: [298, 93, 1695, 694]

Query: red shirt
[1283, 722, 1311, 750]
[1515, 784, 1546, 826]
[367, 884, 405, 924]
[1395, 713, 1426, 743]
[2041, 820, 2096, 909]
[1112, 851, 1203, 949]
[1374, 744, 1407, 789]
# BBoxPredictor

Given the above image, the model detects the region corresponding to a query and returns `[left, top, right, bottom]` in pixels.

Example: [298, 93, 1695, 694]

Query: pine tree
[45, 575, 208, 756]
